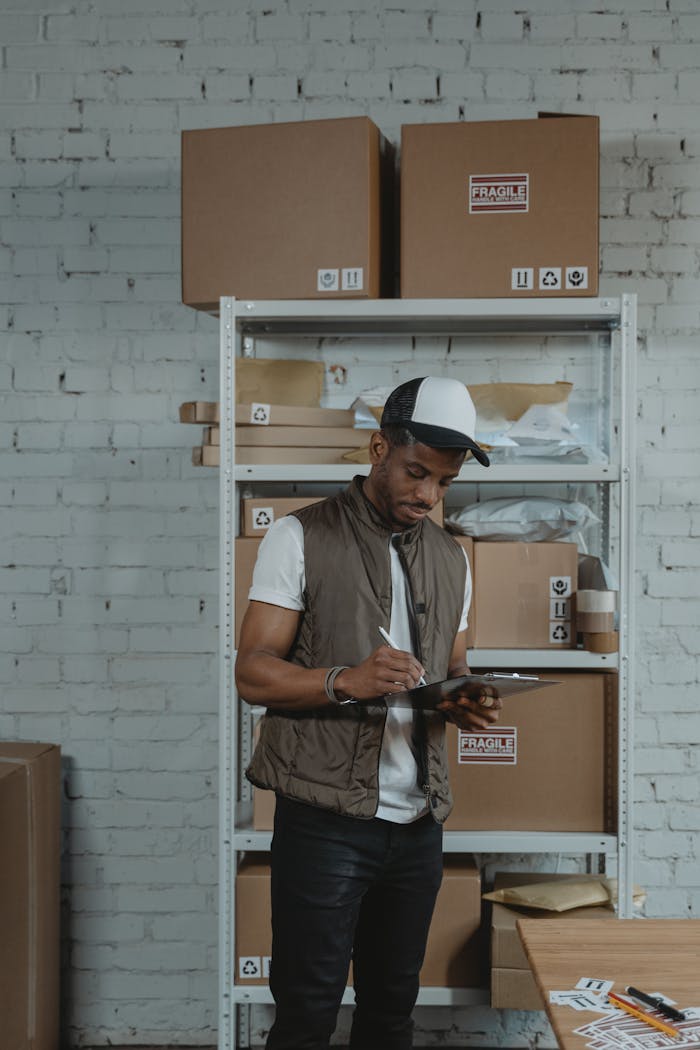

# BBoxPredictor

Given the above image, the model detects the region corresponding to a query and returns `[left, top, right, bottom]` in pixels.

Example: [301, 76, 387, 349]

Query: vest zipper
[392, 537, 432, 801]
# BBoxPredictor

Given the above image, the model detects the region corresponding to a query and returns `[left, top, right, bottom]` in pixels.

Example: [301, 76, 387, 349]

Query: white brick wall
[1, 1, 698, 1047]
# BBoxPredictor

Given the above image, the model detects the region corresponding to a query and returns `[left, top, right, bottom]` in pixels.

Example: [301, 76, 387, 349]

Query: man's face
[365, 434, 465, 531]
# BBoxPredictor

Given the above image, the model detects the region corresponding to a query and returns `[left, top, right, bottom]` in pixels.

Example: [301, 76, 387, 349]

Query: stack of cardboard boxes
[181, 113, 599, 304]
[182, 399, 369, 467]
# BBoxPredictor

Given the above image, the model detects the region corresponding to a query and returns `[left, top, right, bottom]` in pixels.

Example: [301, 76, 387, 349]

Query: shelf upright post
[617, 293, 637, 919]
[219, 296, 237, 1049]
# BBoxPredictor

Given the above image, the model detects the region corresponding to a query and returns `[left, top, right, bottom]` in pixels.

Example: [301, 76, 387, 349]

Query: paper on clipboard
[388, 673, 559, 709]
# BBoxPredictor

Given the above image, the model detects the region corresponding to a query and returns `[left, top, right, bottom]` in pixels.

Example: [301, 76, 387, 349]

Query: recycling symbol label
[549, 622, 572, 644]
[252, 507, 274, 530]
[239, 956, 262, 979]
[539, 267, 562, 290]
[250, 402, 271, 425]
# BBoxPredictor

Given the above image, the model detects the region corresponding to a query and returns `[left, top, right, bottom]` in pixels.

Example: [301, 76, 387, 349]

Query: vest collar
[346, 474, 423, 546]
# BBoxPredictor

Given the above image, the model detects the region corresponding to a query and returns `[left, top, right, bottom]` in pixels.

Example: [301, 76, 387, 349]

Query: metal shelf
[218, 293, 637, 1050]
[234, 463, 619, 484]
[468, 649, 618, 670]
[232, 985, 490, 1007]
[233, 826, 617, 855]
[230, 296, 623, 335]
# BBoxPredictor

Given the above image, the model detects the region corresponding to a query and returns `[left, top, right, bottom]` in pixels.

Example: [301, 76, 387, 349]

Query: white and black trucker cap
[380, 376, 489, 466]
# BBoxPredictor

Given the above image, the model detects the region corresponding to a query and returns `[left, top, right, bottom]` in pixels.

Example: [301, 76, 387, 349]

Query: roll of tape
[577, 589, 616, 613]
[583, 630, 619, 653]
[577, 610, 615, 633]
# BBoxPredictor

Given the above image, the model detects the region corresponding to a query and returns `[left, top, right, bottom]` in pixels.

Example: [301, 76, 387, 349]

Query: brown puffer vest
[245, 475, 467, 822]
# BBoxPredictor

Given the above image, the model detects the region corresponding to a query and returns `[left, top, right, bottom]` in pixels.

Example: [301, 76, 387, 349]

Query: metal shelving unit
[218, 294, 637, 1050]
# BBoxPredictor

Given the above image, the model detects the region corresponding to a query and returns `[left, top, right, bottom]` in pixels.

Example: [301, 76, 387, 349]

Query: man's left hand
[437, 690, 503, 731]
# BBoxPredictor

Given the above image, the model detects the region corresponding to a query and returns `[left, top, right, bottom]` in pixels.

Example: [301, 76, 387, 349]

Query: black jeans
[266, 795, 443, 1050]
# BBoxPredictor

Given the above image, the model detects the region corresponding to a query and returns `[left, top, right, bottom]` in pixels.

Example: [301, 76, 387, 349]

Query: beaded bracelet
[324, 665, 351, 705]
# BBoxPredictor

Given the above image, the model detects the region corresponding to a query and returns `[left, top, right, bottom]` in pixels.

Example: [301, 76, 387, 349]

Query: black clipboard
[388, 673, 559, 710]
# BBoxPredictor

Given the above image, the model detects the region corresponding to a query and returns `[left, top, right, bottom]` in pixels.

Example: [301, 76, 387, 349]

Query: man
[235, 376, 502, 1050]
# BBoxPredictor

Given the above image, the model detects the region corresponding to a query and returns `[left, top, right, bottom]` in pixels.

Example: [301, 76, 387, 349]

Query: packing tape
[583, 630, 619, 653]
[0, 757, 37, 1040]
[577, 610, 615, 633]
[576, 589, 616, 613]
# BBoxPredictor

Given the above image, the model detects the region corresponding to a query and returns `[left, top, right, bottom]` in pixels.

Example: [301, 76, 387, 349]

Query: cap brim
[406, 422, 490, 466]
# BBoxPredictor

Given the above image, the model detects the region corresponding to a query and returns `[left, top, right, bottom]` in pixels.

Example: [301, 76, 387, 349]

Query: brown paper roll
[583, 630, 619, 653]
[577, 611, 614, 633]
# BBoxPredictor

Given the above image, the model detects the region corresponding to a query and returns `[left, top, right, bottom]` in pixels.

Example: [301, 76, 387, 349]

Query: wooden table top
[517, 918, 700, 1050]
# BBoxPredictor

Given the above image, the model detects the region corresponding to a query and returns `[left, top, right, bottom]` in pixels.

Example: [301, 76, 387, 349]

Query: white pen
[378, 626, 427, 686]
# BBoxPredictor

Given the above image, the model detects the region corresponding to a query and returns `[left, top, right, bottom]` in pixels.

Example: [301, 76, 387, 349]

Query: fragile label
[512, 267, 534, 290]
[341, 267, 364, 291]
[457, 726, 517, 765]
[469, 173, 528, 214]
[317, 268, 339, 292]
[566, 266, 588, 290]
[550, 576, 572, 598]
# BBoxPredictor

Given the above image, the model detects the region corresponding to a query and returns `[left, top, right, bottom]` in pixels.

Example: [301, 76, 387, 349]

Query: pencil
[608, 992, 681, 1038]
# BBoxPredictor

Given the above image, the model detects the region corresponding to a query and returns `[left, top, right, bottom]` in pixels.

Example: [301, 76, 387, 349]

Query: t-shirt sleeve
[247, 515, 305, 611]
[458, 546, 473, 634]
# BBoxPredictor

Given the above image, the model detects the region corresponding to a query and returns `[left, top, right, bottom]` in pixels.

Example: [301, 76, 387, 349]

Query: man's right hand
[334, 645, 426, 702]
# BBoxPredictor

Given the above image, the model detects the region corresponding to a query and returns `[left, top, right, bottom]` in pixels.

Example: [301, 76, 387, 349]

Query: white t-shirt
[248, 515, 472, 824]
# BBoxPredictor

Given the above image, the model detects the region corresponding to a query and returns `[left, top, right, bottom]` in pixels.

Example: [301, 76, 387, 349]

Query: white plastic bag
[447, 496, 600, 542]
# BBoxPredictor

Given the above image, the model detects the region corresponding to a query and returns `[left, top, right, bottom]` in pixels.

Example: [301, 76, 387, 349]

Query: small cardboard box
[182, 116, 392, 309]
[452, 535, 476, 651]
[489, 870, 614, 1009]
[242, 497, 326, 537]
[235, 537, 262, 645]
[236, 426, 368, 449]
[236, 404, 356, 427]
[235, 853, 482, 988]
[491, 967, 543, 1011]
[420, 854, 484, 988]
[237, 447, 356, 465]
[400, 114, 599, 299]
[472, 541, 578, 649]
[445, 671, 617, 832]
[235, 854, 273, 986]
[0, 742, 61, 1050]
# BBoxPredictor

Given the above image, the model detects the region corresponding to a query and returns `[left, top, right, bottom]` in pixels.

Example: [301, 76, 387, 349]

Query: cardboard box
[238, 447, 357, 465]
[491, 967, 544, 1011]
[400, 114, 599, 299]
[472, 541, 578, 648]
[444, 671, 617, 832]
[235, 537, 262, 645]
[235, 853, 482, 988]
[182, 116, 391, 309]
[235, 854, 273, 985]
[195, 446, 357, 467]
[0, 742, 60, 1050]
[236, 404, 356, 427]
[452, 535, 476, 650]
[242, 497, 326, 537]
[420, 855, 485, 988]
[489, 870, 614, 1009]
[490, 871, 615, 970]
[180, 401, 219, 424]
[236, 426, 368, 448]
